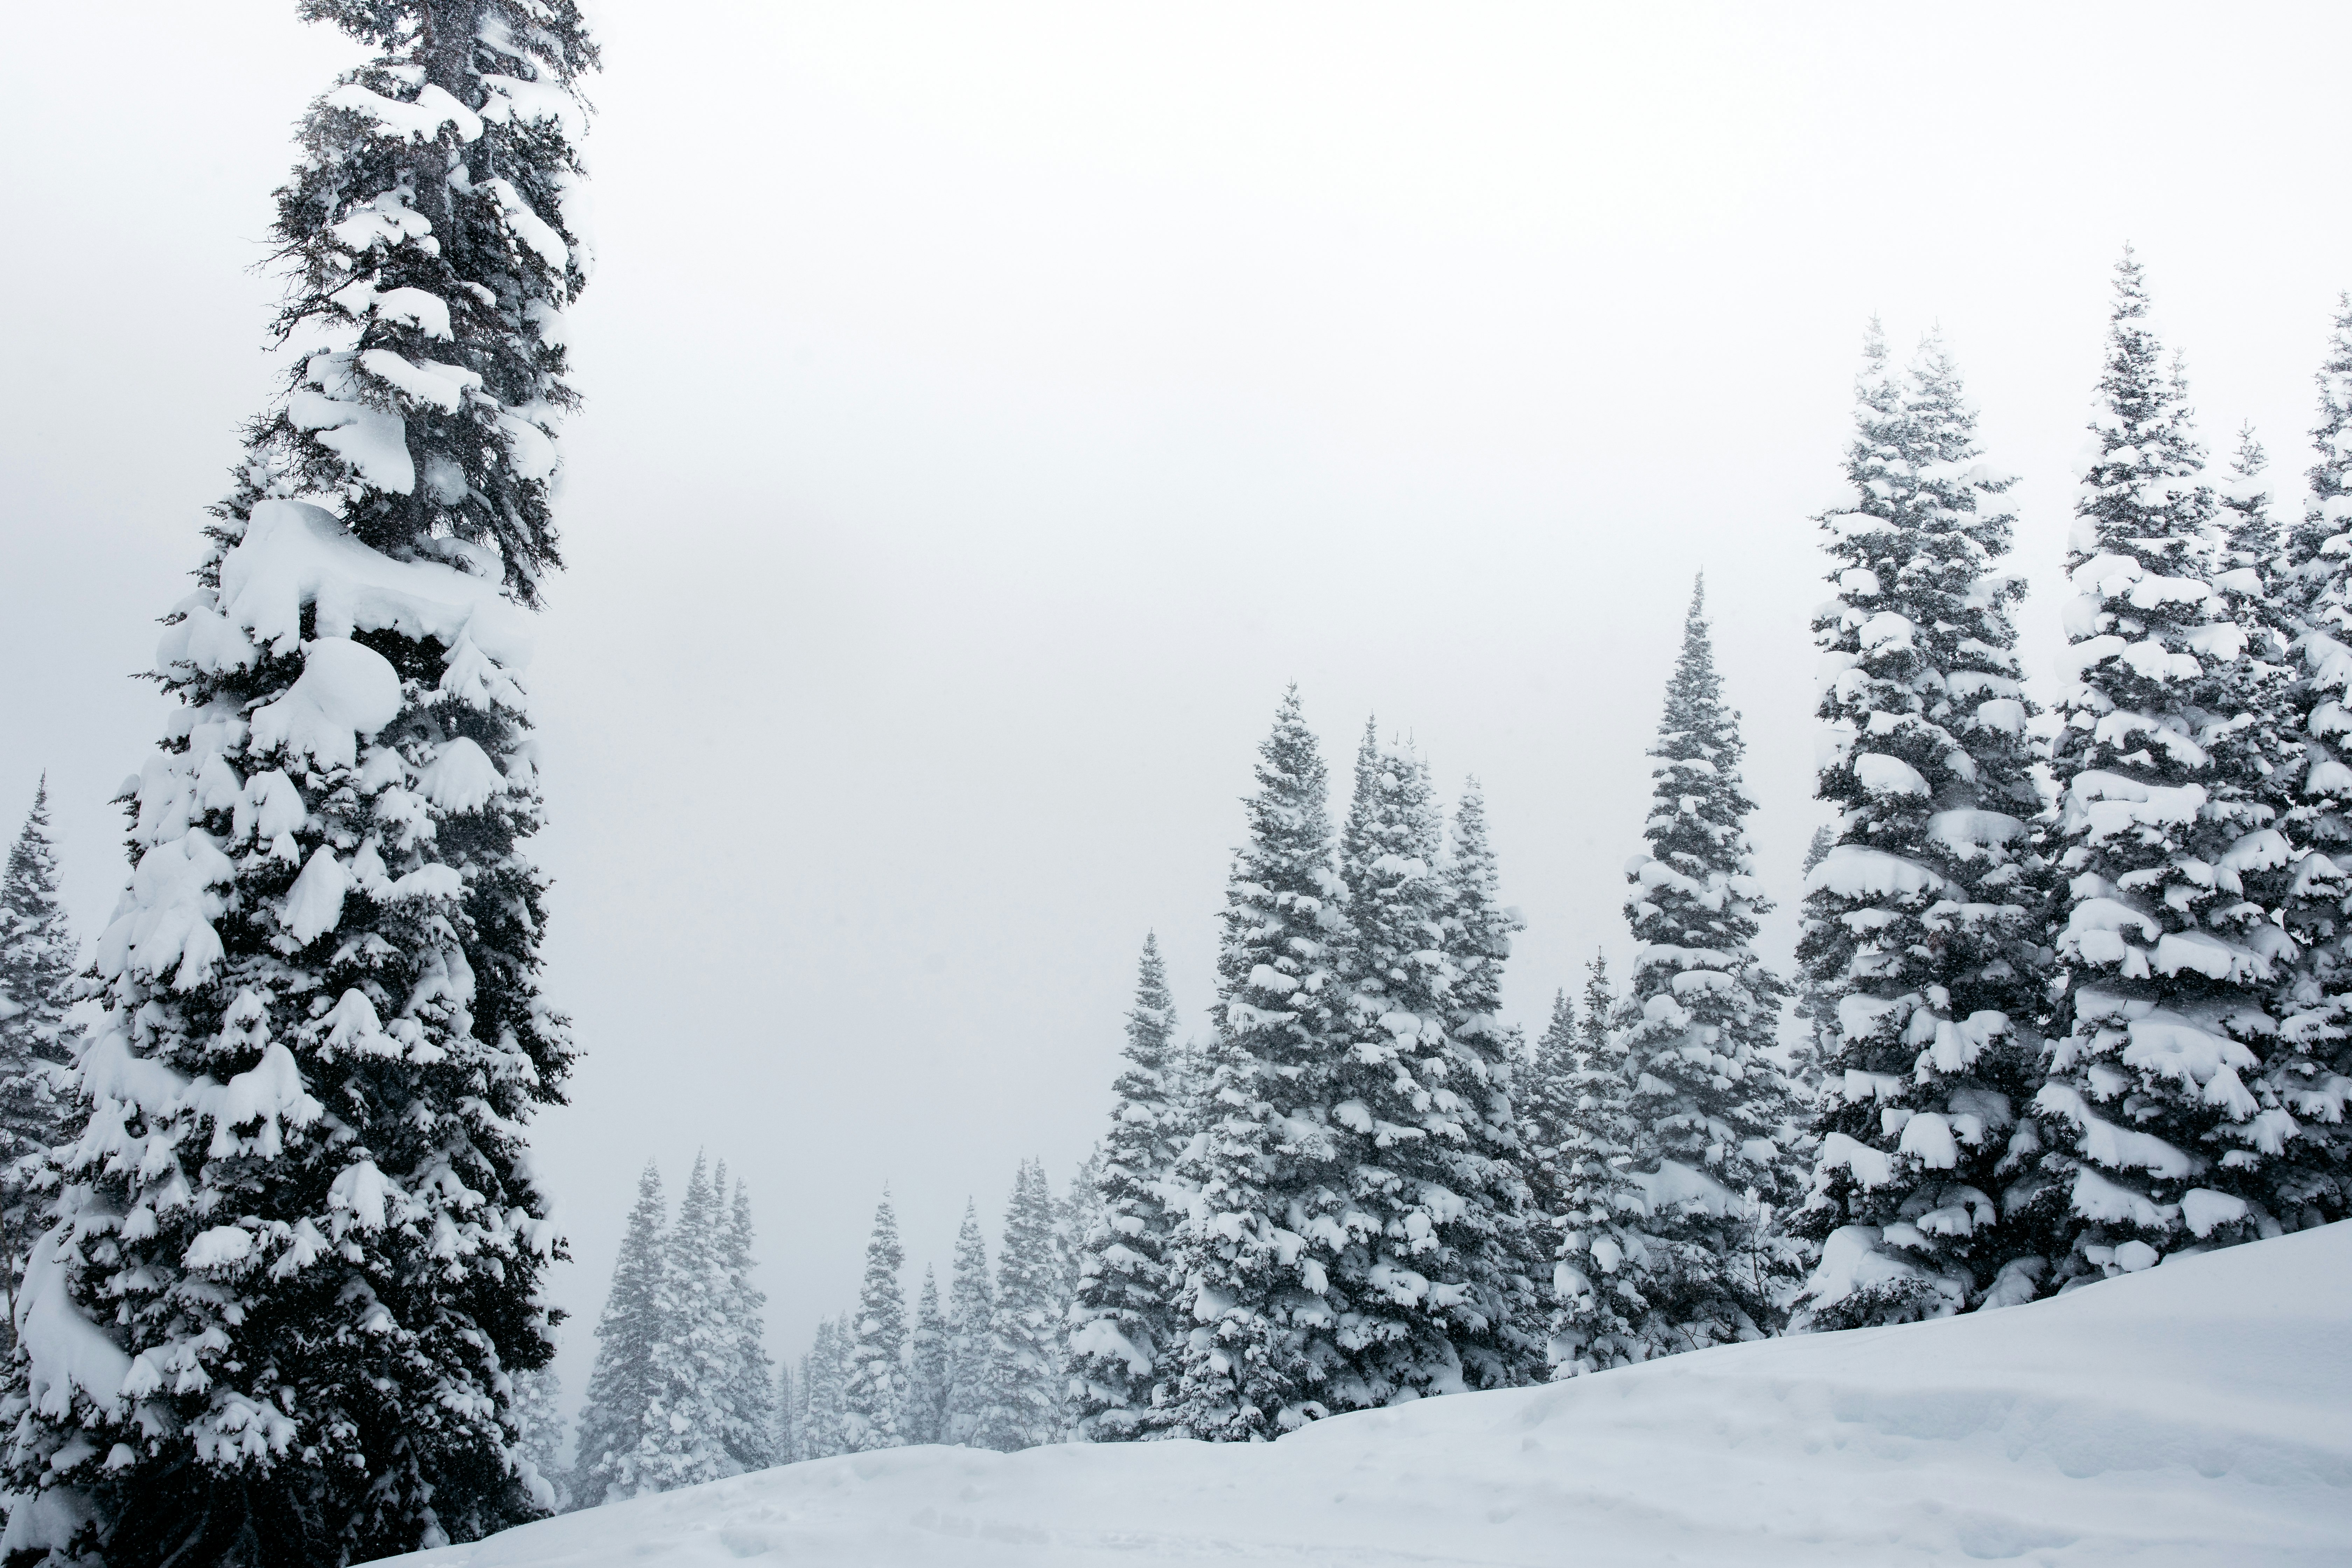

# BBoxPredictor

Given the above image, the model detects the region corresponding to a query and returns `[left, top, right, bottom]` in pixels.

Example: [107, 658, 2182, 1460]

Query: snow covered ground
[413, 1224, 2351, 1567]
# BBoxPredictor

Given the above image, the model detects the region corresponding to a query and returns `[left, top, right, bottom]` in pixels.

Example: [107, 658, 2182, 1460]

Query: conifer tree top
[2, 778, 74, 1019]
[298, 0, 600, 80]
[2069, 247, 2212, 573]
[1244, 686, 1336, 869]
[1640, 575, 1760, 899]
[2291, 294, 2352, 593]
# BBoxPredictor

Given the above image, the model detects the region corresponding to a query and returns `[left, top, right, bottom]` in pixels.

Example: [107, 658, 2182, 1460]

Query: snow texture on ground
[408, 1223, 2351, 1566]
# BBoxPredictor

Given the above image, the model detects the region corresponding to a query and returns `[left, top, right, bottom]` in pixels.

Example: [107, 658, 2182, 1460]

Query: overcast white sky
[5, 1, 2350, 1419]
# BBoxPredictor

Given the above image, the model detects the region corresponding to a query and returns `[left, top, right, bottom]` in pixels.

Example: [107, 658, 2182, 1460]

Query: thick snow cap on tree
[95, 500, 538, 1002]
[2033, 250, 2312, 1286]
[1608, 575, 1801, 1353]
[1790, 325, 2052, 1326]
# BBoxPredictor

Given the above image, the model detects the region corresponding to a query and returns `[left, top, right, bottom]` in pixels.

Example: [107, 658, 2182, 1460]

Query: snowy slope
[416, 1225, 2351, 1567]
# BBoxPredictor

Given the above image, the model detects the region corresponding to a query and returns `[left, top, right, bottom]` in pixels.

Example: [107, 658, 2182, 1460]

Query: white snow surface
[404, 1226, 2352, 1567]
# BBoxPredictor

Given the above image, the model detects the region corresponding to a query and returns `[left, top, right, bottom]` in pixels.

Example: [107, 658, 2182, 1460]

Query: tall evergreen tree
[906, 1267, 950, 1445]
[841, 1189, 909, 1451]
[2217, 427, 2287, 636]
[718, 1176, 775, 1472]
[1544, 953, 1650, 1376]
[2029, 251, 2304, 1288]
[1049, 1158, 1094, 1440]
[1165, 688, 1346, 1440]
[1786, 826, 1840, 1101]
[573, 1163, 671, 1508]
[1165, 1031, 1210, 1146]
[1612, 577, 1803, 1351]
[1323, 733, 1522, 1406]
[1437, 779, 1540, 1385]
[1790, 327, 2053, 1327]
[1578, 951, 1617, 1065]
[4, 5, 597, 1562]
[507, 1366, 570, 1514]
[2216, 427, 2348, 1227]
[2253, 300, 2352, 1227]
[0, 781, 76, 1336]
[2284, 295, 2352, 610]
[798, 1317, 850, 1461]
[941, 1200, 994, 1446]
[1069, 936, 1189, 1440]
[770, 1359, 800, 1466]
[1519, 990, 1578, 1180]
[634, 1155, 738, 1490]
[1055, 1153, 1099, 1295]
[1515, 990, 1579, 1351]
[975, 1162, 1068, 1451]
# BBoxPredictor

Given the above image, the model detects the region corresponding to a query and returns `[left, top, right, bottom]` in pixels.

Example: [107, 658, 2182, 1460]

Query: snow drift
[415, 1224, 2350, 1567]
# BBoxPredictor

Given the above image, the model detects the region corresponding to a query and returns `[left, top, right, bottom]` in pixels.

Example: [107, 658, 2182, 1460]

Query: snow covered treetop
[237, 0, 598, 605]
[298, 1, 600, 83]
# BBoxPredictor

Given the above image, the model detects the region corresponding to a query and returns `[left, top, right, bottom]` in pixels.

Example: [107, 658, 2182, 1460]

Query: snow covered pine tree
[631, 1156, 742, 1490]
[1051, 1154, 1099, 1381]
[1607, 577, 1803, 1352]
[941, 1201, 994, 1446]
[718, 1173, 776, 1472]
[1786, 827, 1840, 1100]
[0, 783, 77, 1338]
[769, 1360, 799, 1466]
[1541, 952, 1651, 1376]
[1792, 326, 2053, 1326]
[1579, 952, 1619, 1062]
[1068, 936, 1189, 1439]
[1323, 734, 1522, 1405]
[2211, 426, 2351, 1228]
[2272, 296, 2352, 1224]
[1166, 688, 1347, 1440]
[2029, 250, 2305, 1287]
[1517, 990, 1581, 1267]
[506, 1367, 570, 1513]
[3, 5, 595, 1563]
[975, 1162, 1069, 1450]
[841, 1190, 909, 1451]
[1436, 779, 1541, 1385]
[574, 1162, 672, 1508]
[797, 1317, 850, 1461]
[906, 1267, 950, 1445]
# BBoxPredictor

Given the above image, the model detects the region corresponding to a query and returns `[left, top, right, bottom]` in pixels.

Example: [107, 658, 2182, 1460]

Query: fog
[5, 0, 2348, 1416]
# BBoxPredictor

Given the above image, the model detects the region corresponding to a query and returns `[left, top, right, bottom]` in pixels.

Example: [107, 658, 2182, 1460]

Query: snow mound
[409, 1226, 2352, 1567]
